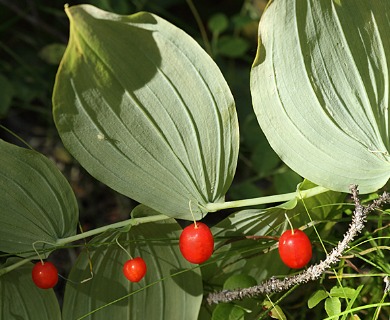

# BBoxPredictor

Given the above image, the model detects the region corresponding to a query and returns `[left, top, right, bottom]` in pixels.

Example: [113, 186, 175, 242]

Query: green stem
[205, 186, 330, 212]
[0, 257, 31, 277]
[0, 124, 33, 150]
[0, 215, 171, 277]
[185, 0, 213, 56]
[56, 214, 171, 246]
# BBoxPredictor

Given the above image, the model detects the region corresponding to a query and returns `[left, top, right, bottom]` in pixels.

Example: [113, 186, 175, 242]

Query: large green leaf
[0, 258, 61, 319]
[0, 140, 78, 257]
[251, 0, 390, 193]
[53, 4, 239, 220]
[62, 212, 203, 319]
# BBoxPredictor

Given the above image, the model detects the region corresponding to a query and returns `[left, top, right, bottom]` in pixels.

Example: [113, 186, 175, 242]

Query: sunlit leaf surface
[251, 0, 390, 193]
[53, 5, 239, 220]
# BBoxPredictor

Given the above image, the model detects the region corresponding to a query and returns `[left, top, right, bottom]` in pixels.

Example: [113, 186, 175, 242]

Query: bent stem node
[205, 186, 329, 212]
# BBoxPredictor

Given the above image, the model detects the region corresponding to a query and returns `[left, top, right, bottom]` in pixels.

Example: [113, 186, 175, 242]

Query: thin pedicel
[207, 185, 390, 305]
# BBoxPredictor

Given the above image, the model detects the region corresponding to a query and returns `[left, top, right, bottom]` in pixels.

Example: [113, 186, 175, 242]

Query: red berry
[179, 222, 214, 264]
[32, 261, 58, 289]
[123, 257, 147, 282]
[278, 229, 312, 269]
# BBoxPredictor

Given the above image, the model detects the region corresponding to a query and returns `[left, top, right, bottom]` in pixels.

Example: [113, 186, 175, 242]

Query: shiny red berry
[32, 261, 58, 289]
[123, 257, 147, 282]
[179, 222, 214, 264]
[278, 229, 312, 269]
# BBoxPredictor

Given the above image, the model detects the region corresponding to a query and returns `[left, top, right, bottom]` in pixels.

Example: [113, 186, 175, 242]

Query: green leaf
[0, 258, 61, 319]
[53, 5, 239, 220]
[211, 303, 245, 320]
[232, 15, 254, 29]
[274, 169, 303, 194]
[325, 297, 341, 318]
[218, 36, 250, 58]
[0, 140, 78, 257]
[39, 43, 66, 65]
[251, 0, 390, 194]
[308, 289, 329, 309]
[251, 137, 281, 177]
[223, 274, 257, 290]
[228, 180, 265, 201]
[208, 13, 229, 34]
[209, 276, 256, 320]
[62, 217, 202, 319]
[330, 286, 357, 299]
[294, 180, 345, 228]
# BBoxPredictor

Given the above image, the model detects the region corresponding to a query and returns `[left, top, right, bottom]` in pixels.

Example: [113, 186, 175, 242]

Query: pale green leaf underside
[53, 5, 239, 220]
[0, 140, 78, 257]
[62, 218, 202, 320]
[0, 259, 61, 319]
[251, 0, 390, 193]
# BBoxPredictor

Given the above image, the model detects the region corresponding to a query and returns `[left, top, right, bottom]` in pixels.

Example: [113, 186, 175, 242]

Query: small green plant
[308, 286, 363, 319]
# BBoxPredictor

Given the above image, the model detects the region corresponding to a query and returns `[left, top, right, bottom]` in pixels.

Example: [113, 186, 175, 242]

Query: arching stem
[205, 186, 329, 212]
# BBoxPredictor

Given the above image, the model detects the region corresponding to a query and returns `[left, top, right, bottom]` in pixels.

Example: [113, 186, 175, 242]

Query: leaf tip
[252, 36, 266, 68]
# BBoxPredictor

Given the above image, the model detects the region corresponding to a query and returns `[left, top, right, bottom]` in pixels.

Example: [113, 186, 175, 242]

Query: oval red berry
[278, 229, 312, 269]
[123, 257, 147, 282]
[179, 222, 214, 264]
[32, 261, 58, 289]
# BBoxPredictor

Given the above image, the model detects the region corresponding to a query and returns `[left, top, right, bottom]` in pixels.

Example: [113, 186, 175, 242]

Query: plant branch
[205, 185, 329, 212]
[0, 257, 31, 277]
[207, 185, 390, 304]
[56, 214, 171, 246]
[185, 0, 213, 56]
[0, 215, 171, 277]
